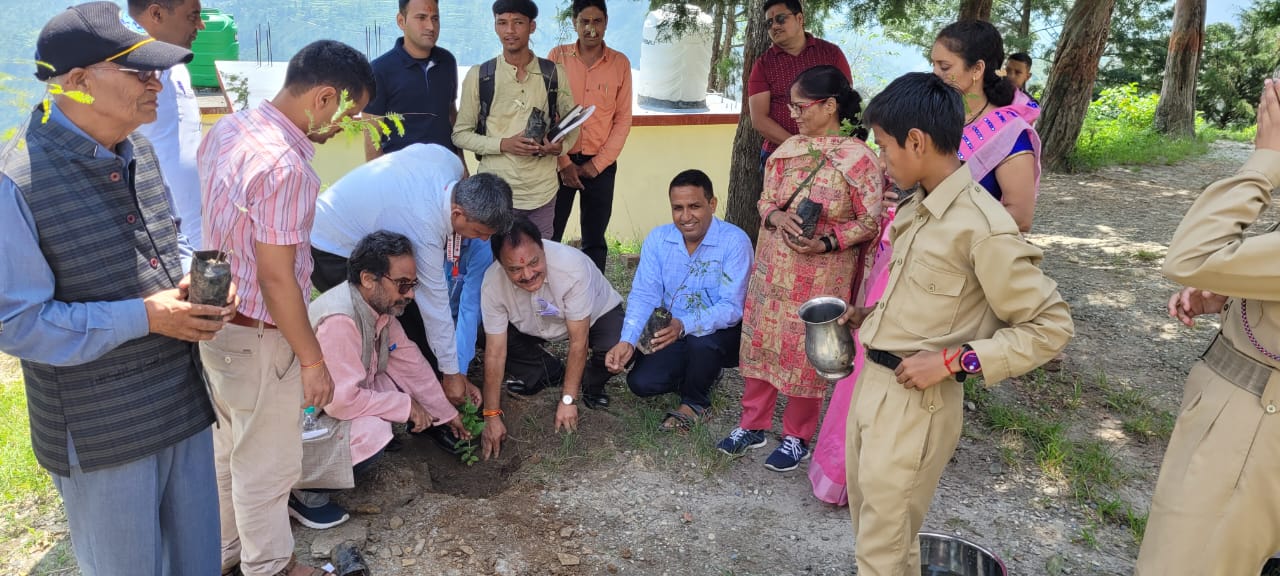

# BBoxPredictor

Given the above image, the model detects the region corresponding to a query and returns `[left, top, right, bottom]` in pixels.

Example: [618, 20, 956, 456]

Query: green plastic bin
[189, 9, 239, 88]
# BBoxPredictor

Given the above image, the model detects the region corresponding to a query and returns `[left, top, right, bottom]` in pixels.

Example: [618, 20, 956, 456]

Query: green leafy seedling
[456, 400, 486, 466]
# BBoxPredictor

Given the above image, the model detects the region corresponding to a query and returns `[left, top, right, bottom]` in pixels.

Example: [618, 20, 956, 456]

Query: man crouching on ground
[291, 231, 469, 529]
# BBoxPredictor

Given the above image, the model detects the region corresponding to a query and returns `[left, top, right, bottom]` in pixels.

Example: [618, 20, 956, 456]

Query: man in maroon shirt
[747, 0, 851, 167]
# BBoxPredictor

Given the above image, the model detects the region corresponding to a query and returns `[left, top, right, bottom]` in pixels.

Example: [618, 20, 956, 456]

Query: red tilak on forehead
[520, 256, 526, 265]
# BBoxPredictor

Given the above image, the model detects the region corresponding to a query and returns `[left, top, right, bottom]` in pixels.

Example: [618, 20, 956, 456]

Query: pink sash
[808, 205, 897, 506]
[958, 91, 1042, 196]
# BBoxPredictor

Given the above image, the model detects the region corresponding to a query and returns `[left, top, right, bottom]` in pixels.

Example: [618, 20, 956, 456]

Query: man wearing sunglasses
[0, 3, 237, 574]
[290, 231, 468, 530]
[747, 0, 851, 169]
[311, 145, 515, 413]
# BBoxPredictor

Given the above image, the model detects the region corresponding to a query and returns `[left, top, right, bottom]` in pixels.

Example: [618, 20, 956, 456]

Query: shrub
[1070, 84, 1210, 171]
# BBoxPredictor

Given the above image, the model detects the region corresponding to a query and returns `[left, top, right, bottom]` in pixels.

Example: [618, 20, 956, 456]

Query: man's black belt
[867, 349, 966, 382]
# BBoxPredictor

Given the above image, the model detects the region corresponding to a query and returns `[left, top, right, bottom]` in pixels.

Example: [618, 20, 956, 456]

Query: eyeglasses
[381, 274, 419, 295]
[787, 98, 828, 115]
[764, 12, 793, 28]
[89, 65, 160, 83]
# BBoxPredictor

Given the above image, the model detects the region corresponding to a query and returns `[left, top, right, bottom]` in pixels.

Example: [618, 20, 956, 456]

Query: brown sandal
[273, 555, 336, 576]
[659, 405, 708, 432]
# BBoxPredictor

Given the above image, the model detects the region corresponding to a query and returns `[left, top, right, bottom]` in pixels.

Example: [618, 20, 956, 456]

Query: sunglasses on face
[764, 12, 793, 28]
[90, 65, 161, 83]
[382, 274, 419, 295]
[787, 98, 828, 115]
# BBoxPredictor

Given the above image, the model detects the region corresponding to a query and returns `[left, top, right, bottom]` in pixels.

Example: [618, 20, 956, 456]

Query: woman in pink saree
[934, 19, 1042, 233]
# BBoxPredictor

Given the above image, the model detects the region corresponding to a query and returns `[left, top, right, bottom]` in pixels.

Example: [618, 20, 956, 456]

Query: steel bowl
[919, 532, 1007, 576]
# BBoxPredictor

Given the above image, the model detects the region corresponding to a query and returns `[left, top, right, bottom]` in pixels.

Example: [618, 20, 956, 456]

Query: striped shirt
[199, 101, 319, 324]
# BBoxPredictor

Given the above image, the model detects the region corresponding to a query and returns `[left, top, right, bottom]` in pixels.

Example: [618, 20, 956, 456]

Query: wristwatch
[959, 344, 982, 374]
[562, 394, 575, 406]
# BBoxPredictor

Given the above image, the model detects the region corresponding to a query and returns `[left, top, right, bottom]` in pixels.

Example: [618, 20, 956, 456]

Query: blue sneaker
[764, 435, 811, 472]
[288, 494, 350, 530]
[716, 427, 767, 455]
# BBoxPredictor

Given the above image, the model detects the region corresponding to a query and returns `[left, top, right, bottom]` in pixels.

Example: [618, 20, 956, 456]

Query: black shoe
[505, 377, 549, 396]
[582, 391, 610, 410]
[417, 424, 465, 456]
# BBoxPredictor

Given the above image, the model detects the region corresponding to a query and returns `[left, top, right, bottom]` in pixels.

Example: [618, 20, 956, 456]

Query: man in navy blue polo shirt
[364, 0, 461, 164]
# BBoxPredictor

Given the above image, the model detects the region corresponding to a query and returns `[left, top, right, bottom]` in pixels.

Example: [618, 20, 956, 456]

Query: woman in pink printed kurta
[317, 309, 459, 465]
[726, 65, 883, 470]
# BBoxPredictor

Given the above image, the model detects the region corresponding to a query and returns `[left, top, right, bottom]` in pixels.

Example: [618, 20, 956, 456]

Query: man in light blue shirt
[605, 169, 753, 430]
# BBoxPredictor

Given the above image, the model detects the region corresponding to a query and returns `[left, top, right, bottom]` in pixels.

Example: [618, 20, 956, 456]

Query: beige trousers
[1135, 362, 1280, 575]
[200, 324, 303, 576]
[846, 361, 964, 576]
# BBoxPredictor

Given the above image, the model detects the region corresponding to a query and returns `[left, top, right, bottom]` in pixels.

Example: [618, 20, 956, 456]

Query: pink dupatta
[808, 204, 897, 506]
[957, 91, 1043, 196]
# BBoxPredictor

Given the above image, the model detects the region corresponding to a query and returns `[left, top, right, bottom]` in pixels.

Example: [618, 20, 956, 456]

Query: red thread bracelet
[942, 348, 963, 372]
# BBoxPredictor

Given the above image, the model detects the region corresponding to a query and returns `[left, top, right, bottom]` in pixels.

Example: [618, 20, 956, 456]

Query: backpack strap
[538, 57, 559, 125]
[476, 58, 498, 136]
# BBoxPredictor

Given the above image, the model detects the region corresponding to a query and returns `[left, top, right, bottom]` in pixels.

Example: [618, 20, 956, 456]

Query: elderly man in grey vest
[0, 3, 236, 575]
[290, 231, 468, 530]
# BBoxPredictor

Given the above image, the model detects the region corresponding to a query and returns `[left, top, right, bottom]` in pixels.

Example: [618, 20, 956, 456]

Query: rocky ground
[11, 140, 1274, 576]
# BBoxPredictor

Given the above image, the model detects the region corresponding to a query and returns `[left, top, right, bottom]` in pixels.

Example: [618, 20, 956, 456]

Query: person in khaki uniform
[1134, 79, 1280, 576]
[839, 72, 1073, 576]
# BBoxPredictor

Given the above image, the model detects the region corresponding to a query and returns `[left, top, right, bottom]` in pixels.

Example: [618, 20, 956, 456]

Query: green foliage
[844, 0, 1069, 63]
[1198, 3, 1280, 129]
[1071, 84, 1209, 171]
[0, 379, 51, 503]
[1094, 0, 1174, 93]
[455, 400, 486, 466]
[305, 89, 406, 151]
[1201, 123, 1258, 142]
[222, 72, 250, 110]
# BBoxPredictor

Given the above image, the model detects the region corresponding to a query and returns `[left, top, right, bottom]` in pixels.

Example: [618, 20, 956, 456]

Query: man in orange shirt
[548, 0, 633, 272]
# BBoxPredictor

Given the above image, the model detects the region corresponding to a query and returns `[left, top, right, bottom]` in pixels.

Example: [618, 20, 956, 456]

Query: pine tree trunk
[724, 0, 770, 245]
[708, 0, 725, 93]
[1020, 0, 1032, 39]
[959, 0, 994, 21]
[1038, 0, 1117, 171]
[1154, 0, 1206, 137]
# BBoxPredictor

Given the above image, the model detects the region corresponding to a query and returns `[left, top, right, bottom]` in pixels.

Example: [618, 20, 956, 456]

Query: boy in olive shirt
[840, 72, 1073, 576]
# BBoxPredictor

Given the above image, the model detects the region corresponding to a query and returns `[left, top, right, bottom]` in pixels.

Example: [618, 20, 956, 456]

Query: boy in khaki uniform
[840, 72, 1074, 576]
[1134, 79, 1280, 576]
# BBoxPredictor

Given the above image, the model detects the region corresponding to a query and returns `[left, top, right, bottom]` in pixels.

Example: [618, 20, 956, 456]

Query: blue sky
[1208, 0, 1252, 25]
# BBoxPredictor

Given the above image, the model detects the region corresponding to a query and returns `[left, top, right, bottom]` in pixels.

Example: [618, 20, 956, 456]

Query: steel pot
[798, 296, 855, 380]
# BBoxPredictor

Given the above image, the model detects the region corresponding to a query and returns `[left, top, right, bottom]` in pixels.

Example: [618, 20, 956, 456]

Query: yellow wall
[294, 121, 737, 243]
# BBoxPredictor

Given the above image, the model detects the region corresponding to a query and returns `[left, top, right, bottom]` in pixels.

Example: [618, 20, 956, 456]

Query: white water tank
[637, 4, 714, 110]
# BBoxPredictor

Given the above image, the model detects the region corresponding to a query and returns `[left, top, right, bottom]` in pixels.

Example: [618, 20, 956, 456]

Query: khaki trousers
[846, 361, 964, 576]
[200, 324, 303, 576]
[1135, 362, 1280, 576]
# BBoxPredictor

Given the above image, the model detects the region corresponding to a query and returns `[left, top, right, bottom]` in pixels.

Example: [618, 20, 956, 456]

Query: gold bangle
[301, 358, 325, 369]
[482, 409, 504, 418]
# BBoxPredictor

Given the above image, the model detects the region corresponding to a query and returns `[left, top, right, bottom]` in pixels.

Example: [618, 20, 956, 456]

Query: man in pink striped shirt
[199, 40, 375, 576]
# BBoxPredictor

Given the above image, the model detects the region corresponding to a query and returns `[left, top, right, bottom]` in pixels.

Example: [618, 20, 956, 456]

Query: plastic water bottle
[301, 406, 328, 440]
